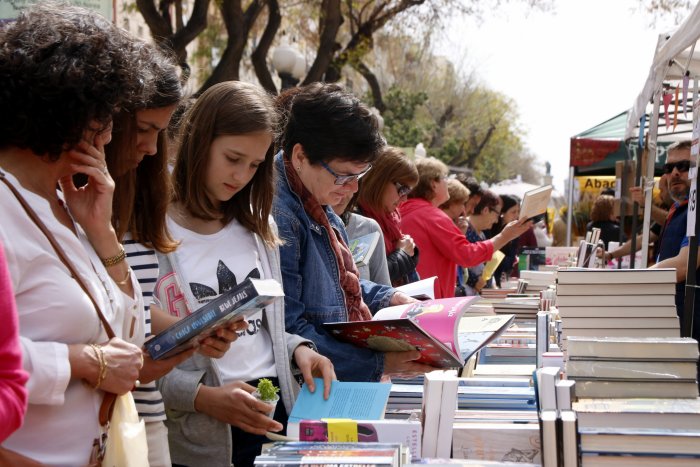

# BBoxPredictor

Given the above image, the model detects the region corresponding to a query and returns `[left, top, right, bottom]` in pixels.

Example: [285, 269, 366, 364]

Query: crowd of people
[1, 3, 697, 467]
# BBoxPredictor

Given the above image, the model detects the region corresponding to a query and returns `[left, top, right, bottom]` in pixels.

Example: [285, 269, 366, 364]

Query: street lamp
[272, 40, 305, 90]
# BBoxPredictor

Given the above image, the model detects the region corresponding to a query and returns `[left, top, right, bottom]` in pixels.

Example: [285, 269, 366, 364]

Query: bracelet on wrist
[89, 344, 107, 389]
[100, 244, 126, 268]
[115, 268, 131, 286]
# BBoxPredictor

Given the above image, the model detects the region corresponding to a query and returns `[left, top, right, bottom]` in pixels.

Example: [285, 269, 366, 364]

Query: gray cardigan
[155, 226, 310, 467]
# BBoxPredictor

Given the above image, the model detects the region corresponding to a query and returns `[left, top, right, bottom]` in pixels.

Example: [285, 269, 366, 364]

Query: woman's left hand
[389, 291, 417, 306]
[293, 345, 335, 400]
[59, 134, 114, 238]
[197, 318, 248, 358]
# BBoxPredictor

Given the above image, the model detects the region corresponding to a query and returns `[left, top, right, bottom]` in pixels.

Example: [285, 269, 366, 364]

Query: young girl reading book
[154, 81, 334, 467]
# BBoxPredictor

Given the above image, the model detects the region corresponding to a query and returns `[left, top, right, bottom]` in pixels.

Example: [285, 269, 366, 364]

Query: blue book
[288, 378, 391, 424]
[145, 277, 284, 360]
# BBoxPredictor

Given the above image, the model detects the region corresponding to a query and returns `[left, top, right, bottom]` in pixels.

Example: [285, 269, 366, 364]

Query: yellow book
[481, 250, 506, 282]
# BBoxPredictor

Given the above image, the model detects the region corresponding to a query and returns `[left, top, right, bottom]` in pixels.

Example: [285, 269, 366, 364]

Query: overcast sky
[436, 0, 683, 192]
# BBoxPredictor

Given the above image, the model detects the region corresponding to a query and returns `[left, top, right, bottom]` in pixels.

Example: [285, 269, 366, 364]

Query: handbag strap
[0, 171, 117, 425]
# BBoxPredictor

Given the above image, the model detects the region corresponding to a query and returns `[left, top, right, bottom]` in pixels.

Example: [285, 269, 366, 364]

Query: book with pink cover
[323, 297, 514, 368]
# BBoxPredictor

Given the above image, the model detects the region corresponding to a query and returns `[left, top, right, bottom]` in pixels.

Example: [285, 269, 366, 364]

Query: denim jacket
[272, 152, 395, 381]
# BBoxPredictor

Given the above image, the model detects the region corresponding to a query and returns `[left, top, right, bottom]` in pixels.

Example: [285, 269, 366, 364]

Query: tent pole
[682, 77, 699, 339]
[641, 90, 662, 268]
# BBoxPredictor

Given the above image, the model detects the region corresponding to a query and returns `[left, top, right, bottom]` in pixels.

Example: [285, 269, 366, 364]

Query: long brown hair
[171, 81, 279, 247]
[358, 146, 418, 212]
[106, 46, 182, 253]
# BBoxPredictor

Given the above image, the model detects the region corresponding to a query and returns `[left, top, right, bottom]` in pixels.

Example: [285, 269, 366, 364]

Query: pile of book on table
[255, 442, 410, 466]
[556, 268, 680, 346]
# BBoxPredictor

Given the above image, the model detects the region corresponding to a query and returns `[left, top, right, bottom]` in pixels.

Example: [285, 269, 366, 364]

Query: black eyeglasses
[320, 161, 372, 185]
[663, 160, 691, 174]
[489, 206, 502, 215]
[394, 182, 412, 197]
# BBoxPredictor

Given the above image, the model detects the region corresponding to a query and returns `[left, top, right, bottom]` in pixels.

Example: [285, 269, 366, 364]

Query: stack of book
[520, 270, 557, 292]
[478, 320, 538, 365]
[255, 442, 409, 466]
[556, 268, 679, 347]
[492, 296, 540, 319]
[450, 376, 539, 464]
[573, 398, 700, 466]
[565, 336, 700, 399]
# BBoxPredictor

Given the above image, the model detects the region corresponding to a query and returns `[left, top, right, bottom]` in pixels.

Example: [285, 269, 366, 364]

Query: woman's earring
[296, 166, 301, 171]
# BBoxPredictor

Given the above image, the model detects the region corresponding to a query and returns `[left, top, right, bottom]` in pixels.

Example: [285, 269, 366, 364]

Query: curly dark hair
[0, 2, 152, 160]
[276, 82, 384, 165]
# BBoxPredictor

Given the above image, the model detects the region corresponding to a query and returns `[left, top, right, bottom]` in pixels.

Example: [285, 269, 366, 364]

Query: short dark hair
[0, 2, 151, 160]
[473, 190, 501, 215]
[172, 81, 279, 246]
[459, 176, 483, 198]
[276, 82, 384, 165]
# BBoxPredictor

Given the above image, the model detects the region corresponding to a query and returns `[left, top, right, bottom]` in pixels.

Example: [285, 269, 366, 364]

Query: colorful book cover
[323, 297, 512, 368]
[349, 231, 380, 267]
[144, 277, 283, 360]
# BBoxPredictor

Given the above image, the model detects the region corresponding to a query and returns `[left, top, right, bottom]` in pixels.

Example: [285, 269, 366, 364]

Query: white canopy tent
[623, 2, 700, 339]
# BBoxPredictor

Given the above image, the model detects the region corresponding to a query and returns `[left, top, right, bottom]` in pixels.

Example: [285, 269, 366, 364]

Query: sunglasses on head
[394, 182, 412, 197]
[663, 160, 691, 174]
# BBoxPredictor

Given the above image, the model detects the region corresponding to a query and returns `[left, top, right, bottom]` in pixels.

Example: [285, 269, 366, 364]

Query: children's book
[519, 185, 552, 222]
[349, 231, 381, 268]
[144, 277, 284, 360]
[323, 297, 514, 368]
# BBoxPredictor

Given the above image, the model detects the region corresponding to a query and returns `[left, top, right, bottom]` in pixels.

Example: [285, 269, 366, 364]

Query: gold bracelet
[100, 245, 126, 268]
[89, 344, 107, 389]
[115, 268, 131, 286]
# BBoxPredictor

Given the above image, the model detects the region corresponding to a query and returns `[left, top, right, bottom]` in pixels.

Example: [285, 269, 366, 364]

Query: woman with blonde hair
[399, 157, 531, 298]
[357, 146, 420, 286]
[439, 178, 471, 233]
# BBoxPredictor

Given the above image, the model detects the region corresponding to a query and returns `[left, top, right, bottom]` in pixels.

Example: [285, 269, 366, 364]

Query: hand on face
[58, 123, 115, 237]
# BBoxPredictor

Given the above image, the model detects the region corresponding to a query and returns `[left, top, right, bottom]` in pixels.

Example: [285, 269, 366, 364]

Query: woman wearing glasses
[273, 83, 434, 382]
[400, 158, 531, 298]
[356, 146, 420, 287]
[461, 191, 503, 295]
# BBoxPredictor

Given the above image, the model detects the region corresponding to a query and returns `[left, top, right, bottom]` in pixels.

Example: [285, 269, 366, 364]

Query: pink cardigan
[0, 242, 28, 442]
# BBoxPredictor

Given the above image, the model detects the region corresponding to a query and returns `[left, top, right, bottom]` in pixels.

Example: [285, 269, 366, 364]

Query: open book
[395, 276, 437, 300]
[519, 185, 552, 221]
[323, 297, 514, 368]
[145, 278, 284, 360]
[349, 231, 381, 268]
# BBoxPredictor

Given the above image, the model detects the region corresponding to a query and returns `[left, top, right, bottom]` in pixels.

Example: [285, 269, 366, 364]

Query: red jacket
[399, 198, 494, 298]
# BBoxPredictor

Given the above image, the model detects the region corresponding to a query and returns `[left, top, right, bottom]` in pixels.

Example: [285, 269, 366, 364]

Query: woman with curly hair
[0, 4, 152, 464]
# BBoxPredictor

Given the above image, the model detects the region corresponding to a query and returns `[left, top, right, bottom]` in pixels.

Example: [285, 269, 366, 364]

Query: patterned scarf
[358, 201, 403, 255]
[284, 157, 372, 322]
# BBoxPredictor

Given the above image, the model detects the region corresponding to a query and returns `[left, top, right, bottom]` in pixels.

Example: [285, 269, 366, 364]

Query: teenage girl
[154, 81, 334, 467]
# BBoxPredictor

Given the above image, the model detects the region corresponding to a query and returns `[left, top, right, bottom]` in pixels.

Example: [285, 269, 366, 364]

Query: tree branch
[252, 0, 281, 93]
[304, 0, 342, 84]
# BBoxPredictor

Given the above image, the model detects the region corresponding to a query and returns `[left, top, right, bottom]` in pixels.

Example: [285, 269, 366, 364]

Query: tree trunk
[251, 0, 281, 94]
[303, 0, 342, 85]
[197, 0, 264, 95]
[430, 104, 454, 148]
[137, 0, 210, 64]
[353, 61, 385, 112]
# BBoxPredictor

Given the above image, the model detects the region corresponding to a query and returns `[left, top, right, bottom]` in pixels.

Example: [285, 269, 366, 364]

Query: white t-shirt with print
[167, 216, 276, 383]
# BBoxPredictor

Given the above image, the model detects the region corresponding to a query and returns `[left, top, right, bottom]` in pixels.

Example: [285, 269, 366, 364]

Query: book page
[395, 276, 437, 300]
[481, 250, 505, 282]
[288, 378, 391, 423]
[373, 296, 480, 353]
[519, 185, 552, 221]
